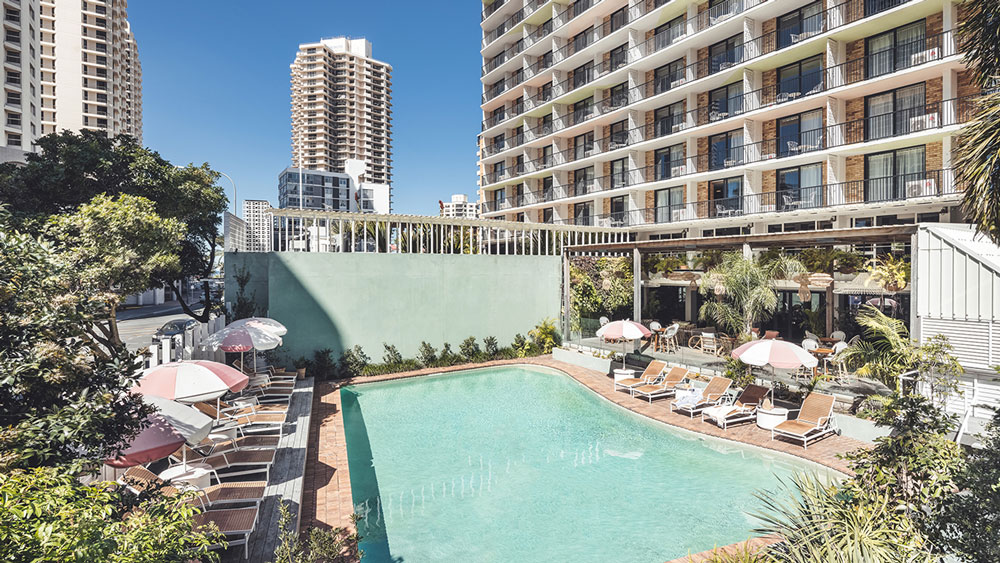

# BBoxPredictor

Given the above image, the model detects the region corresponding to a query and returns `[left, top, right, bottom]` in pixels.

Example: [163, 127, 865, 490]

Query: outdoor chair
[701, 332, 721, 356]
[193, 507, 259, 559]
[614, 360, 666, 393]
[798, 339, 820, 378]
[670, 376, 734, 417]
[649, 321, 662, 350]
[661, 323, 680, 353]
[121, 466, 266, 511]
[701, 384, 771, 430]
[847, 335, 861, 347]
[771, 392, 839, 449]
[824, 341, 850, 383]
[599, 316, 610, 326]
[782, 194, 803, 210]
[233, 360, 296, 383]
[763, 330, 779, 340]
[219, 399, 288, 416]
[804, 331, 821, 342]
[169, 446, 275, 482]
[631, 367, 690, 403]
[194, 402, 287, 436]
[830, 330, 846, 342]
[196, 433, 280, 453]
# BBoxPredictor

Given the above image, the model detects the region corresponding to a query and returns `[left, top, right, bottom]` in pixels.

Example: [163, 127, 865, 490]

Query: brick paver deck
[301, 356, 865, 547]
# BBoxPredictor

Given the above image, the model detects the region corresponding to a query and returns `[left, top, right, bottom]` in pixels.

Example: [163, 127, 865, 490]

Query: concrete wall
[225, 252, 562, 361]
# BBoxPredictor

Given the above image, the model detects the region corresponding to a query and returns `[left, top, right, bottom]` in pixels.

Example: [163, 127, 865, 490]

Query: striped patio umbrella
[136, 360, 249, 404]
[106, 413, 186, 468]
[201, 324, 282, 371]
[227, 317, 288, 336]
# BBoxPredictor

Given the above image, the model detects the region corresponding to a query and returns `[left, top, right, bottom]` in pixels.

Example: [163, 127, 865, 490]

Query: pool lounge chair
[701, 384, 770, 430]
[670, 376, 733, 417]
[233, 359, 296, 382]
[194, 506, 259, 559]
[195, 433, 281, 453]
[169, 446, 275, 482]
[771, 392, 839, 449]
[614, 360, 667, 393]
[631, 367, 689, 403]
[194, 402, 287, 436]
[121, 466, 266, 510]
[219, 399, 288, 416]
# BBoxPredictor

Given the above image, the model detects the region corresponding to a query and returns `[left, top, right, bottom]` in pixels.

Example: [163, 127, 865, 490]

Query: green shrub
[312, 348, 337, 380]
[483, 336, 499, 359]
[382, 343, 403, 364]
[439, 343, 456, 365]
[417, 342, 437, 366]
[337, 346, 370, 379]
[361, 360, 420, 377]
[459, 337, 481, 361]
[856, 393, 893, 420]
[723, 357, 755, 388]
[529, 318, 561, 354]
[512, 334, 534, 358]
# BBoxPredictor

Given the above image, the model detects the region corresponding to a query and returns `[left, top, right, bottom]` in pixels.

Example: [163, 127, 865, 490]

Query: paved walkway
[301, 356, 865, 545]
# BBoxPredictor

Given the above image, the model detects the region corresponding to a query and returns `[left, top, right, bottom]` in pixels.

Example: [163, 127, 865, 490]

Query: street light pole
[218, 171, 237, 217]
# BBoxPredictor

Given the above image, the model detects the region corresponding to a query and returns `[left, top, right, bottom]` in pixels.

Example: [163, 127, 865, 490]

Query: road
[117, 301, 204, 351]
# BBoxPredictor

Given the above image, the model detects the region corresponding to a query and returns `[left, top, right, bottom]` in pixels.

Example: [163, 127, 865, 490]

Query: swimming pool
[342, 365, 829, 562]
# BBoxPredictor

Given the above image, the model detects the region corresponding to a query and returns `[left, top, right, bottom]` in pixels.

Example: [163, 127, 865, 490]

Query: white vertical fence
[142, 316, 227, 369]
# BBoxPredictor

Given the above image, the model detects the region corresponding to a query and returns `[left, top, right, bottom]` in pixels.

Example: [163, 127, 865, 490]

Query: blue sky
[129, 1, 484, 216]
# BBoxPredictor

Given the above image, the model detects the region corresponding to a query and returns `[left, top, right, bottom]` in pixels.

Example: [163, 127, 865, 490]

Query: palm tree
[698, 252, 804, 338]
[838, 305, 915, 387]
[955, 0, 1000, 244]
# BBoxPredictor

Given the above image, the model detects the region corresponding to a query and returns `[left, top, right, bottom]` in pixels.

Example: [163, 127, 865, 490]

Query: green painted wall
[224, 252, 562, 361]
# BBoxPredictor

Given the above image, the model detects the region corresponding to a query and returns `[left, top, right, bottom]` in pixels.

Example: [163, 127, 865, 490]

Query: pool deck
[302, 356, 866, 554]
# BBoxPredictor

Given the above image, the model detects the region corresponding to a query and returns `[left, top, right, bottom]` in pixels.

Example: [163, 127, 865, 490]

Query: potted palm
[293, 357, 309, 379]
[870, 254, 910, 293]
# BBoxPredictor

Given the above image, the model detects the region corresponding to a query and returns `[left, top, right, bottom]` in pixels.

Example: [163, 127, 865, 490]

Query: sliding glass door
[865, 146, 925, 201]
[866, 83, 925, 140]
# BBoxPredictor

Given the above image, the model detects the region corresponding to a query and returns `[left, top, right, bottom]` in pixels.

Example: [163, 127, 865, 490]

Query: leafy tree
[0, 222, 151, 470]
[270, 501, 363, 563]
[227, 264, 258, 322]
[698, 252, 804, 338]
[382, 343, 403, 364]
[47, 194, 185, 352]
[0, 131, 227, 322]
[0, 466, 220, 563]
[482, 336, 499, 359]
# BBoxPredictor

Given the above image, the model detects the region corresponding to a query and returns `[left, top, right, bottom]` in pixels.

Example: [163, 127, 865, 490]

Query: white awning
[833, 272, 908, 295]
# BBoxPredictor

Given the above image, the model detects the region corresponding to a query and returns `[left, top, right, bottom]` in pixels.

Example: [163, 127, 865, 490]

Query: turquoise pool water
[342, 365, 828, 562]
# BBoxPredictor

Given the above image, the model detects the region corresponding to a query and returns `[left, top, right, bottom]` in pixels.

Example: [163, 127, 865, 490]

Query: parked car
[151, 318, 198, 344]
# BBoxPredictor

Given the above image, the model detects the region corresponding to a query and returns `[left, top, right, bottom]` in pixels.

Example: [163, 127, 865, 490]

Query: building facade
[478, 0, 972, 234]
[242, 199, 274, 253]
[277, 164, 390, 214]
[441, 194, 481, 219]
[290, 37, 393, 207]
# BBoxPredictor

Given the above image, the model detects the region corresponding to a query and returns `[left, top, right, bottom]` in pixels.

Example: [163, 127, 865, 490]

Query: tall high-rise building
[440, 194, 480, 219]
[0, 0, 142, 161]
[477, 0, 973, 234]
[289, 37, 393, 203]
[242, 200, 274, 253]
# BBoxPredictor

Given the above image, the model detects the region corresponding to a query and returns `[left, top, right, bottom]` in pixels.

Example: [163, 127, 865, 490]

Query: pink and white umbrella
[201, 324, 282, 371]
[135, 360, 249, 404]
[227, 317, 288, 337]
[106, 413, 186, 468]
[596, 320, 652, 369]
[731, 339, 818, 370]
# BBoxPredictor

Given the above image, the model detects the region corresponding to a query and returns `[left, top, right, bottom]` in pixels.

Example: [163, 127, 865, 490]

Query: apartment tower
[478, 0, 972, 232]
[290, 37, 393, 204]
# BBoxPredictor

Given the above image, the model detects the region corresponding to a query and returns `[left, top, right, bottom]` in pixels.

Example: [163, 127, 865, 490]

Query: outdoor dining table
[811, 347, 835, 377]
[818, 337, 840, 346]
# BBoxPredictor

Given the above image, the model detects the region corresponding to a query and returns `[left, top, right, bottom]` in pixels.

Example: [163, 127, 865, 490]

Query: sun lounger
[771, 392, 838, 449]
[194, 506, 259, 559]
[631, 367, 689, 403]
[219, 399, 288, 416]
[670, 376, 733, 417]
[121, 466, 266, 510]
[614, 360, 667, 392]
[194, 402, 287, 436]
[701, 384, 770, 430]
[234, 359, 296, 382]
[169, 446, 275, 481]
[196, 433, 281, 453]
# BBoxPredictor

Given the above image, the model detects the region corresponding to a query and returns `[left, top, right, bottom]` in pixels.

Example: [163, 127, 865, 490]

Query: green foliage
[798, 306, 826, 338]
[798, 247, 868, 274]
[312, 348, 337, 380]
[360, 360, 421, 377]
[482, 336, 499, 359]
[459, 337, 481, 361]
[337, 346, 370, 379]
[512, 333, 533, 358]
[699, 252, 805, 338]
[0, 225, 152, 470]
[529, 318, 561, 354]
[439, 343, 456, 365]
[417, 342, 438, 366]
[227, 265, 258, 322]
[270, 501, 363, 563]
[694, 249, 725, 270]
[0, 466, 220, 563]
[643, 253, 687, 276]
[569, 256, 633, 331]
[855, 393, 894, 420]
[382, 343, 403, 364]
[869, 254, 911, 292]
[723, 357, 755, 388]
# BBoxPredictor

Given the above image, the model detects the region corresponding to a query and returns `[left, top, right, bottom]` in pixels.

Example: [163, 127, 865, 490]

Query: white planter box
[552, 347, 614, 374]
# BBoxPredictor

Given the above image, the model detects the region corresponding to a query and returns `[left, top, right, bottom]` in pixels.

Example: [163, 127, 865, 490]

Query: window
[573, 166, 594, 196]
[572, 96, 593, 125]
[655, 144, 685, 180]
[610, 158, 628, 188]
[541, 144, 553, 167]
[865, 146, 925, 201]
[516, 212, 525, 222]
[573, 61, 593, 89]
[574, 131, 594, 160]
[654, 59, 686, 94]
[777, 1, 823, 49]
[494, 188, 506, 208]
[609, 43, 628, 71]
[708, 129, 744, 170]
[777, 55, 823, 100]
[542, 176, 554, 201]
[574, 201, 593, 225]
[573, 27, 593, 54]
[493, 161, 505, 179]
[540, 113, 552, 135]
[542, 207, 554, 223]
[709, 34, 743, 74]
[609, 7, 626, 32]
[865, 83, 925, 140]
[608, 82, 627, 108]
[866, 21, 926, 79]
[539, 81, 553, 102]
[710, 177, 743, 216]
[776, 163, 824, 210]
[572, 0, 591, 17]
[777, 109, 823, 157]
[492, 133, 505, 151]
[609, 119, 628, 147]
[5, 91, 19, 106]
[654, 186, 684, 223]
[539, 50, 553, 70]
[4, 50, 18, 64]
[654, 16, 685, 51]
[709, 82, 742, 120]
[608, 196, 627, 225]
[655, 101, 685, 136]
[6, 112, 20, 126]
[514, 184, 524, 206]
[865, 0, 908, 18]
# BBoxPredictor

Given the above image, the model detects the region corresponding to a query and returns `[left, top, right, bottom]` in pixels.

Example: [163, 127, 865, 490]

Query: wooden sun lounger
[122, 466, 266, 510]
[613, 360, 666, 392]
[771, 392, 839, 449]
[194, 506, 259, 559]
[670, 376, 733, 417]
[631, 367, 689, 403]
[701, 384, 770, 430]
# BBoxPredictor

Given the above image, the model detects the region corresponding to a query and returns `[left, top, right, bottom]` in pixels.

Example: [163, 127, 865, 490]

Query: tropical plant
[694, 249, 726, 270]
[417, 342, 438, 366]
[460, 336, 482, 361]
[723, 357, 755, 388]
[482, 336, 500, 359]
[0, 466, 220, 563]
[642, 253, 687, 277]
[312, 348, 337, 380]
[869, 254, 911, 292]
[512, 333, 533, 358]
[796, 248, 869, 275]
[439, 343, 456, 365]
[269, 501, 363, 563]
[529, 318, 561, 354]
[382, 343, 403, 364]
[228, 264, 258, 322]
[337, 346, 369, 379]
[698, 252, 805, 338]
[569, 256, 633, 332]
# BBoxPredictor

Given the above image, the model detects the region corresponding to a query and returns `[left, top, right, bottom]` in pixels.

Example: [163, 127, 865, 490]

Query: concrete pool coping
[302, 356, 865, 558]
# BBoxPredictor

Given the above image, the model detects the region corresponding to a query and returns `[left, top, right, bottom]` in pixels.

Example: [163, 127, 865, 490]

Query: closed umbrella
[106, 413, 186, 468]
[201, 324, 282, 372]
[227, 317, 288, 337]
[137, 360, 249, 404]
[596, 320, 652, 369]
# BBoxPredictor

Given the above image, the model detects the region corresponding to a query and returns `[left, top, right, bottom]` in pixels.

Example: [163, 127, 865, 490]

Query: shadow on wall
[266, 255, 345, 368]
